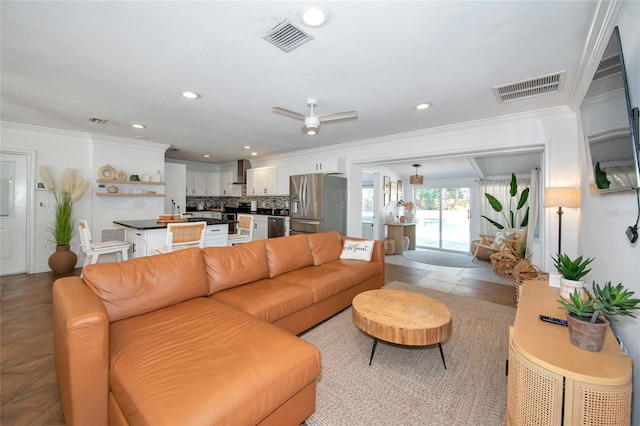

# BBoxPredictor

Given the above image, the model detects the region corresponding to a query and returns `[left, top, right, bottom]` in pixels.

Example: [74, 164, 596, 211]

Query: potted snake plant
[558, 281, 640, 351]
[552, 253, 594, 299]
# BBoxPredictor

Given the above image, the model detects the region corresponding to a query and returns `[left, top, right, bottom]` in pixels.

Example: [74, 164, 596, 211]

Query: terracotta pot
[48, 245, 77, 275]
[566, 312, 609, 352]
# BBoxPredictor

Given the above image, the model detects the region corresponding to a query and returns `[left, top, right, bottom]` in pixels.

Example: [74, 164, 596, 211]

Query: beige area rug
[300, 281, 516, 426]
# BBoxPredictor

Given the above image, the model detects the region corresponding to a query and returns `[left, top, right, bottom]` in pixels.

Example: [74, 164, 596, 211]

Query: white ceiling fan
[273, 98, 357, 136]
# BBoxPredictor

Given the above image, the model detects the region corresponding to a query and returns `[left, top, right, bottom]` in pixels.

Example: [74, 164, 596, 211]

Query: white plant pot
[560, 278, 585, 299]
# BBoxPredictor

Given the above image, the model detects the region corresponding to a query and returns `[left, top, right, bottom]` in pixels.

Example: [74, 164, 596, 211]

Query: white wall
[1, 122, 169, 273]
[580, 2, 640, 418]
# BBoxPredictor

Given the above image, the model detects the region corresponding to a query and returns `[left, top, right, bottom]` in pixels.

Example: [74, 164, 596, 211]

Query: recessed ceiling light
[136, 136, 149, 140]
[132, 123, 146, 129]
[180, 90, 201, 99]
[244, 145, 252, 149]
[203, 152, 211, 158]
[415, 102, 432, 110]
[300, 6, 328, 27]
[251, 152, 258, 156]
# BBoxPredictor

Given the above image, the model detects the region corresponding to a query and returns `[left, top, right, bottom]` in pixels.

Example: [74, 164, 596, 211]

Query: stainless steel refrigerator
[290, 174, 347, 235]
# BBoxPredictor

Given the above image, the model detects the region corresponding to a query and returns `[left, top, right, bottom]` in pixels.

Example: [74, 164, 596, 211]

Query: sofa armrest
[52, 277, 110, 426]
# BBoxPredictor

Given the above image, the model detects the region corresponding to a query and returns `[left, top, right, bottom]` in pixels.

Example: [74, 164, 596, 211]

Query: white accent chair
[227, 214, 254, 246]
[78, 220, 130, 268]
[156, 221, 207, 254]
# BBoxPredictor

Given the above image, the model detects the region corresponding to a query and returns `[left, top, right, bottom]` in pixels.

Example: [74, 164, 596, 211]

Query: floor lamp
[543, 187, 580, 255]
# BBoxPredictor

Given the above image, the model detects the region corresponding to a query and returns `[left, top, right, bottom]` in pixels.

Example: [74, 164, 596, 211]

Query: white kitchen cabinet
[297, 157, 346, 174]
[204, 224, 228, 247]
[276, 167, 292, 195]
[186, 171, 221, 196]
[206, 173, 220, 196]
[220, 171, 242, 197]
[123, 228, 166, 258]
[252, 215, 268, 241]
[247, 167, 291, 196]
[186, 171, 206, 196]
[246, 169, 257, 195]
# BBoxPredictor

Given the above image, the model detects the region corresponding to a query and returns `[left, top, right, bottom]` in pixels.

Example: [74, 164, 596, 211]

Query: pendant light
[409, 164, 424, 185]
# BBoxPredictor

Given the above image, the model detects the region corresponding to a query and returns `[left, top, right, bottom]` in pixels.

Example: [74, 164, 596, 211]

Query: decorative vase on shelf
[48, 245, 77, 275]
[405, 210, 416, 223]
[385, 212, 396, 224]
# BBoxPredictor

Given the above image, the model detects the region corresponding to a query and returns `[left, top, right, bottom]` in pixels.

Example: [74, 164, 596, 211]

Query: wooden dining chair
[227, 214, 254, 246]
[155, 221, 207, 254]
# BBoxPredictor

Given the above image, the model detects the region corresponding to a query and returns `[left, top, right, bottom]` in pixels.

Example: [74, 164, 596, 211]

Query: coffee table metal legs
[368, 338, 378, 366]
[367, 338, 447, 369]
[437, 342, 447, 369]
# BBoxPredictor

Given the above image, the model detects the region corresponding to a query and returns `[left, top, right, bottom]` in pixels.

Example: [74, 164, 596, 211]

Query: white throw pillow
[340, 239, 375, 261]
[492, 230, 516, 249]
[492, 231, 507, 249]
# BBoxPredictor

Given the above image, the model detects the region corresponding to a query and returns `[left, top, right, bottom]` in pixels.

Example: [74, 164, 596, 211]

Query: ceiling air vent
[263, 20, 313, 52]
[493, 71, 566, 103]
[87, 117, 108, 124]
[593, 54, 621, 82]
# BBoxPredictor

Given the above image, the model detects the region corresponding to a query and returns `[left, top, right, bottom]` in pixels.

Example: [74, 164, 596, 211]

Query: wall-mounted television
[581, 26, 639, 193]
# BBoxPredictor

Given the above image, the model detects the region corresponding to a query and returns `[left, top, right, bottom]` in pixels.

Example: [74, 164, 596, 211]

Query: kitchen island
[114, 218, 232, 257]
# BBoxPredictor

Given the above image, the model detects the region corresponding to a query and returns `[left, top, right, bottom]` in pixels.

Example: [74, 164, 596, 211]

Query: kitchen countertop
[114, 218, 236, 230]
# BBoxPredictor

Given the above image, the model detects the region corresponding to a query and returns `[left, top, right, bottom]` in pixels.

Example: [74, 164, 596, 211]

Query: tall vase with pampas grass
[39, 165, 90, 275]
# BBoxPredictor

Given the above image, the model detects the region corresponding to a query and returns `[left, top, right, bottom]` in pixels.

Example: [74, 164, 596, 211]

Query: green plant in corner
[481, 173, 530, 230]
[39, 165, 90, 246]
[552, 253, 594, 281]
[558, 281, 640, 324]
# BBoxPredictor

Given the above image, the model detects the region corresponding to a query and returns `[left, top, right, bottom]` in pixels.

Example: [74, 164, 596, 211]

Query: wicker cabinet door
[507, 335, 563, 426]
[565, 379, 632, 426]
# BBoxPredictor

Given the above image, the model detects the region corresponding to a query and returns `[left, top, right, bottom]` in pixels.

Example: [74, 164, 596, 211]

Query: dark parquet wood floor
[1, 263, 515, 425]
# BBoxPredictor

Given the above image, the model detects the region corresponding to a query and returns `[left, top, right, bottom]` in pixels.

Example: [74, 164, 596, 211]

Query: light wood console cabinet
[508, 281, 632, 425]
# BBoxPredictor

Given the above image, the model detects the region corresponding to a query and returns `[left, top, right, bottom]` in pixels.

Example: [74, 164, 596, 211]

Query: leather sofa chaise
[52, 231, 384, 425]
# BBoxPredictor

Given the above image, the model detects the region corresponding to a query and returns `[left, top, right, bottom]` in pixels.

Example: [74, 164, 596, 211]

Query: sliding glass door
[414, 187, 470, 252]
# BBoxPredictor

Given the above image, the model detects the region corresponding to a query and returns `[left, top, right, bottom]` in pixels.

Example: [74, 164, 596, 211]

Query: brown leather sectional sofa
[52, 231, 384, 425]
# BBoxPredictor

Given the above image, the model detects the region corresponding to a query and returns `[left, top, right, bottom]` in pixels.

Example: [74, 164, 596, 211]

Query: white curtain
[526, 168, 539, 258]
[478, 175, 532, 236]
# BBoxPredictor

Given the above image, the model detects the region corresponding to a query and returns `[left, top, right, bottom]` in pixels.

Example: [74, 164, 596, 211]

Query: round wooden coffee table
[352, 289, 452, 369]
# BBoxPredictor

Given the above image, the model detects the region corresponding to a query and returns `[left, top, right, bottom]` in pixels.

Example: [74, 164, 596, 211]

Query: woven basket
[489, 251, 519, 276]
[513, 260, 549, 304]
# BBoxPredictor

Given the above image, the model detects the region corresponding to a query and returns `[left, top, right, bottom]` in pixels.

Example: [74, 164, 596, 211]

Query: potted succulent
[558, 281, 640, 351]
[552, 253, 594, 299]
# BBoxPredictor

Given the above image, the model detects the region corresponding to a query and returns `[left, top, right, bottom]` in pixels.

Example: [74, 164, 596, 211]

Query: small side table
[386, 223, 416, 255]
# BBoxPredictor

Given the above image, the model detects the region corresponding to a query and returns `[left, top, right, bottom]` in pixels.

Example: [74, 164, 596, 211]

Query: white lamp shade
[544, 187, 580, 208]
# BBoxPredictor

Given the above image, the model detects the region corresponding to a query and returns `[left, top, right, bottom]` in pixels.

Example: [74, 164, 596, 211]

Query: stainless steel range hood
[232, 159, 251, 184]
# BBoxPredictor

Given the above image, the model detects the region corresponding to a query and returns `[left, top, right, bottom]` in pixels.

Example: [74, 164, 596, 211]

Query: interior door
[0, 153, 28, 275]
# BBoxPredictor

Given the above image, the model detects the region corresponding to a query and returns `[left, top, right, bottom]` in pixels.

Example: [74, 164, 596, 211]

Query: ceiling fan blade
[318, 111, 358, 123]
[272, 107, 306, 120]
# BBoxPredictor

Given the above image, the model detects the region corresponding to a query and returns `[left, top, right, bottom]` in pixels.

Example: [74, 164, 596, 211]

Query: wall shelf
[96, 193, 165, 197]
[96, 179, 165, 185]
